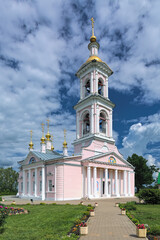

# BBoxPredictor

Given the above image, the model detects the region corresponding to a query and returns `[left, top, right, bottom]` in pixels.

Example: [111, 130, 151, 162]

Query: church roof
[32, 150, 63, 161]
[158, 172, 160, 184]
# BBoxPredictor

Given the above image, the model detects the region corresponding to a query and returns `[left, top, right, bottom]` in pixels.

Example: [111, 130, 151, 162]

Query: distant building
[18, 19, 135, 201]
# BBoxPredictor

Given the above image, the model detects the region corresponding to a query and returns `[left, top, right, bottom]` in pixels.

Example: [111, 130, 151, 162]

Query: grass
[0, 204, 88, 240]
[120, 202, 160, 236]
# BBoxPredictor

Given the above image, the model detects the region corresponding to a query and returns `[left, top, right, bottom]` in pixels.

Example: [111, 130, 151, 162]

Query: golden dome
[41, 136, 45, 144]
[86, 55, 102, 63]
[63, 140, 67, 148]
[51, 145, 54, 151]
[29, 141, 34, 149]
[46, 131, 51, 141]
[90, 35, 96, 42]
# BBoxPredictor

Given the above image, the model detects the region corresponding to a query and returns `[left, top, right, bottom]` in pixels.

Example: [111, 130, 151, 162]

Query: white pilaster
[115, 169, 118, 196]
[35, 168, 37, 197]
[93, 167, 97, 197]
[91, 105, 94, 134]
[128, 171, 131, 196]
[123, 170, 127, 196]
[80, 79, 83, 99]
[95, 71, 98, 94]
[77, 112, 79, 139]
[110, 170, 113, 196]
[29, 169, 31, 196]
[42, 166, 45, 201]
[96, 104, 99, 133]
[109, 111, 113, 138]
[87, 166, 91, 198]
[91, 72, 93, 93]
[105, 168, 108, 197]
[100, 169, 103, 197]
[106, 77, 108, 98]
[23, 170, 25, 196]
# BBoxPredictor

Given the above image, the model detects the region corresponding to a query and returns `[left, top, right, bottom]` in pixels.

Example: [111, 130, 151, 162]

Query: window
[33, 181, 35, 192]
[33, 171, 35, 177]
[27, 182, 29, 193]
[29, 157, 36, 164]
[98, 79, 103, 95]
[85, 80, 90, 96]
[21, 182, 23, 192]
[83, 112, 90, 135]
[40, 181, 42, 192]
[27, 173, 29, 178]
[40, 170, 42, 177]
[99, 112, 106, 134]
[48, 180, 52, 192]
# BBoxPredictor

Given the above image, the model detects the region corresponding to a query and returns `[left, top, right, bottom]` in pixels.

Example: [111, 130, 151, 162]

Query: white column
[93, 167, 97, 197]
[109, 111, 113, 138]
[123, 170, 127, 196]
[91, 105, 94, 134]
[128, 171, 131, 196]
[80, 79, 83, 99]
[105, 168, 108, 197]
[106, 77, 108, 98]
[96, 104, 99, 133]
[42, 166, 45, 200]
[76, 112, 79, 139]
[110, 170, 113, 196]
[29, 169, 31, 196]
[100, 169, 103, 197]
[23, 170, 26, 196]
[115, 170, 118, 196]
[83, 166, 86, 198]
[91, 72, 93, 93]
[119, 171, 121, 196]
[87, 166, 91, 198]
[95, 71, 98, 94]
[35, 168, 37, 197]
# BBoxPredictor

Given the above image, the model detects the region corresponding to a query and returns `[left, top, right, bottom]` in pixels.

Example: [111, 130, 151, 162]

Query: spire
[63, 129, 68, 156]
[41, 123, 45, 144]
[29, 130, 34, 151]
[51, 135, 54, 151]
[46, 119, 51, 141]
[90, 17, 96, 43]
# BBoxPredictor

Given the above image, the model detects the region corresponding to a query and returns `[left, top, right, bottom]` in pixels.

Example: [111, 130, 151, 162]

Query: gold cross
[51, 135, 53, 141]
[47, 119, 50, 130]
[64, 129, 66, 140]
[30, 130, 33, 140]
[41, 123, 44, 132]
[91, 17, 95, 36]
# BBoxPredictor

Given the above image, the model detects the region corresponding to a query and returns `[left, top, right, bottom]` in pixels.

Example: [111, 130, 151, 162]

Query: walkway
[80, 197, 147, 240]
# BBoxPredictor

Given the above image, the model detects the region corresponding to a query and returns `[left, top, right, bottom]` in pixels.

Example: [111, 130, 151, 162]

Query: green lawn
[0, 204, 88, 240]
[124, 203, 160, 235]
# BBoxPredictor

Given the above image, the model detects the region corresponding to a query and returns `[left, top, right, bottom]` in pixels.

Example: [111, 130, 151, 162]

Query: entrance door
[103, 181, 105, 195]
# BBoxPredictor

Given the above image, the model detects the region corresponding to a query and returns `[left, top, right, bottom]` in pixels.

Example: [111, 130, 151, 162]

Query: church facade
[18, 21, 135, 201]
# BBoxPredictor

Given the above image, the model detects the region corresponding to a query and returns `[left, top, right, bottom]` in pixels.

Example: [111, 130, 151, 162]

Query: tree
[127, 154, 159, 192]
[0, 167, 19, 194]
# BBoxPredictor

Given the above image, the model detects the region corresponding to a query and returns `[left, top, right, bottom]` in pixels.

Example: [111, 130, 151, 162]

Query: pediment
[21, 151, 43, 166]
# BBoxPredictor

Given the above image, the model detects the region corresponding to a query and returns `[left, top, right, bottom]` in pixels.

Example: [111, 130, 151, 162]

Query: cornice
[73, 134, 115, 146]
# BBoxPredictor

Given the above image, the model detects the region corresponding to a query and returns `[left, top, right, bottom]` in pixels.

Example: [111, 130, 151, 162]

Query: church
[18, 19, 135, 201]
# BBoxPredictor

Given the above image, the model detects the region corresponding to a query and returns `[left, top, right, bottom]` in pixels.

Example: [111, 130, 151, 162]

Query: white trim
[105, 168, 108, 197]
[93, 167, 97, 197]
[87, 166, 91, 197]
[42, 166, 45, 200]
[35, 168, 37, 197]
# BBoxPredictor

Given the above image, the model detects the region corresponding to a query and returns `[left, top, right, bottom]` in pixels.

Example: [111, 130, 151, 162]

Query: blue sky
[0, 0, 160, 174]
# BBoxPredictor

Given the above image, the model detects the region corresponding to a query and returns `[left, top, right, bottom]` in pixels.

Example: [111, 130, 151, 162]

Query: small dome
[46, 132, 51, 141]
[29, 141, 34, 149]
[90, 35, 96, 42]
[63, 140, 67, 148]
[41, 136, 45, 144]
[86, 55, 102, 63]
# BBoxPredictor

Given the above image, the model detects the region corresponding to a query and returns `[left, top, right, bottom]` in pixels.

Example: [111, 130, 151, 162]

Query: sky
[0, 0, 160, 174]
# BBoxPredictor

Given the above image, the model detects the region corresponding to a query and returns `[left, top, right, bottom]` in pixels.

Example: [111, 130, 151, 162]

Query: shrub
[87, 207, 93, 211]
[40, 202, 46, 205]
[149, 225, 160, 235]
[65, 203, 71, 205]
[83, 211, 90, 216]
[120, 202, 136, 211]
[132, 218, 139, 225]
[0, 205, 8, 229]
[74, 219, 81, 225]
[0, 197, 2, 201]
[26, 203, 31, 205]
[52, 203, 57, 205]
[138, 189, 160, 204]
[87, 204, 92, 207]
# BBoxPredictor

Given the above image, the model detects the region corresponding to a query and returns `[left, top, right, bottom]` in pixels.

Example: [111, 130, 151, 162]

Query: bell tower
[73, 18, 115, 154]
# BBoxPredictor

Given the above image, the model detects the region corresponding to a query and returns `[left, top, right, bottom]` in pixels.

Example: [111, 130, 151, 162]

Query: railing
[99, 127, 106, 134]
[83, 129, 90, 135]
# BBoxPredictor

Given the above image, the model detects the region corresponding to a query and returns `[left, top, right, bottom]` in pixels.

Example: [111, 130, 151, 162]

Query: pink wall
[56, 165, 64, 200]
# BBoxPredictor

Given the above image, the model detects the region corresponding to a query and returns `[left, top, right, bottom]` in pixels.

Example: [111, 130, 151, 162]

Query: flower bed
[0, 205, 28, 216]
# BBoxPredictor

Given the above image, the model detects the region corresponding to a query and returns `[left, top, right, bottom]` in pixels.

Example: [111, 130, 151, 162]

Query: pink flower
[0, 206, 3, 208]
[5, 207, 8, 209]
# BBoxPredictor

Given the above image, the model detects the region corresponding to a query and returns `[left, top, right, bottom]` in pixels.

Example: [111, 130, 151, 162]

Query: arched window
[98, 79, 103, 95]
[99, 112, 106, 134]
[83, 112, 90, 135]
[29, 157, 36, 164]
[85, 80, 90, 97]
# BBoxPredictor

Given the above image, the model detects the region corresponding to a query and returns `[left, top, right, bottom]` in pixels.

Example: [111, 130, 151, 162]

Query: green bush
[0, 197, 2, 201]
[83, 211, 90, 216]
[149, 225, 160, 235]
[87, 207, 93, 211]
[132, 218, 139, 225]
[52, 203, 57, 205]
[138, 189, 160, 204]
[26, 203, 31, 205]
[40, 202, 46, 205]
[120, 201, 136, 211]
[0, 204, 8, 229]
[87, 204, 92, 207]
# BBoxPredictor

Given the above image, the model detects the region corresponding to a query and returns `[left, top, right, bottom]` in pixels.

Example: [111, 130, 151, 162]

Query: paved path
[80, 198, 147, 240]
[1, 196, 147, 240]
